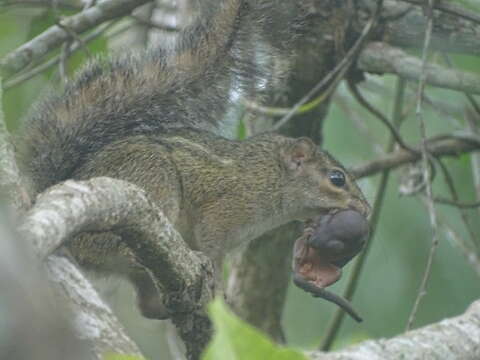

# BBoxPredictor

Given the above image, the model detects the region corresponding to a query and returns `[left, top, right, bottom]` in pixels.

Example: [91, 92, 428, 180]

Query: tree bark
[309, 299, 480, 360]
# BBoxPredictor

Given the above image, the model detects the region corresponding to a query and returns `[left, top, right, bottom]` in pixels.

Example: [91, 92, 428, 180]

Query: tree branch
[4, 21, 115, 90]
[310, 299, 480, 359]
[45, 254, 144, 358]
[358, 42, 480, 95]
[0, 78, 143, 358]
[0, 209, 90, 360]
[352, 136, 480, 179]
[19, 177, 215, 359]
[376, 0, 480, 56]
[0, 0, 151, 77]
[401, 0, 480, 25]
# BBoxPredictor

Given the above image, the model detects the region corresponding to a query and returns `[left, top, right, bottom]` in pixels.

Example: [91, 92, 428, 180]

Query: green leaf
[203, 299, 307, 360]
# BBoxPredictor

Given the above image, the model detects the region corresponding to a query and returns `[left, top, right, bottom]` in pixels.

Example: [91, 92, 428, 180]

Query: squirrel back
[19, 0, 305, 195]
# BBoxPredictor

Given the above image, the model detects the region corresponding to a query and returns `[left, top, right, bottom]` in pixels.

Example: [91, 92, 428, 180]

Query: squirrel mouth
[294, 235, 343, 287]
[292, 235, 362, 322]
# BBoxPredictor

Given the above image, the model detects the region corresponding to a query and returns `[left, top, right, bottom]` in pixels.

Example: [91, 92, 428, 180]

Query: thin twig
[439, 217, 480, 278]
[435, 158, 479, 251]
[4, 21, 116, 90]
[243, 88, 333, 118]
[465, 109, 480, 227]
[272, 0, 384, 131]
[347, 79, 416, 153]
[55, 21, 93, 57]
[320, 77, 408, 351]
[51, 0, 72, 84]
[320, 170, 389, 350]
[406, 0, 439, 331]
[333, 92, 384, 155]
[0, 0, 150, 77]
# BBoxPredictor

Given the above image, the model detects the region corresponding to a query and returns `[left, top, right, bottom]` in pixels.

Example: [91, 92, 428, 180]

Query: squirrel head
[279, 137, 370, 219]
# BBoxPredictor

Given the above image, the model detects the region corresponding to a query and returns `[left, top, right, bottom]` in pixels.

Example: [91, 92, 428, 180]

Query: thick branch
[352, 136, 480, 178]
[0, 211, 89, 360]
[0, 0, 150, 76]
[0, 80, 143, 358]
[20, 177, 210, 293]
[45, 255, 144, 358]
[359, 42, 480, 95]
[309, 299, 480, 359]
[19, 177, 215, 359]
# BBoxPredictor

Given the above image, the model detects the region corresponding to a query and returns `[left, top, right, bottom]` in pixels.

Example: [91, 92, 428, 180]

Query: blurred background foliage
[1, 1, 480, 359]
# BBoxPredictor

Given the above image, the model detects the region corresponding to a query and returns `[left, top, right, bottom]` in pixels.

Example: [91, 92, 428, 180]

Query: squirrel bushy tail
[19, 0, 305, 195]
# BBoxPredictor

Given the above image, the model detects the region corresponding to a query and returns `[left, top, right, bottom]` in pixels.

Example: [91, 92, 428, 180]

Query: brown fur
[18, 0, 370, 319]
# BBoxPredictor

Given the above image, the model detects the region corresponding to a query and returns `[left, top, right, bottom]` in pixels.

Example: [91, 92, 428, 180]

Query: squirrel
[18, 0, 370, 319]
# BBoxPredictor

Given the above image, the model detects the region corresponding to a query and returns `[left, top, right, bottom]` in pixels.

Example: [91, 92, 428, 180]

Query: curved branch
[19, 177, 215, 359]
[20, 177, 210, 292]
[1, 81, 143, 358]
[347, 79, 415, 152]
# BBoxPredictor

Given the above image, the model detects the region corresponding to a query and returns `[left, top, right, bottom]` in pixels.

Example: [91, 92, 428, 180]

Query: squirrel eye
[329, 170, 346, 187]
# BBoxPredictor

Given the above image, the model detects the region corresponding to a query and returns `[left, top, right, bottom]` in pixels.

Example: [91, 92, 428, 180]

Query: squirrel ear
[282, 137, 316, 171]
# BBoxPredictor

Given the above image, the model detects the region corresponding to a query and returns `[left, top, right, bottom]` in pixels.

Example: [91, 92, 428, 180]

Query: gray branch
[19, 177, 215, 358]
[3, 0, 480, 82]
[375, 0, 480, 56]
[309, 299, 480, 359]
[45, 254, 143, 358]
[352, 136, 480, 179]
[0, 78, 143, 357]
[358, 42, 480, 95]
[0, 209, 89, 360]
[0, 0, 151, 76]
